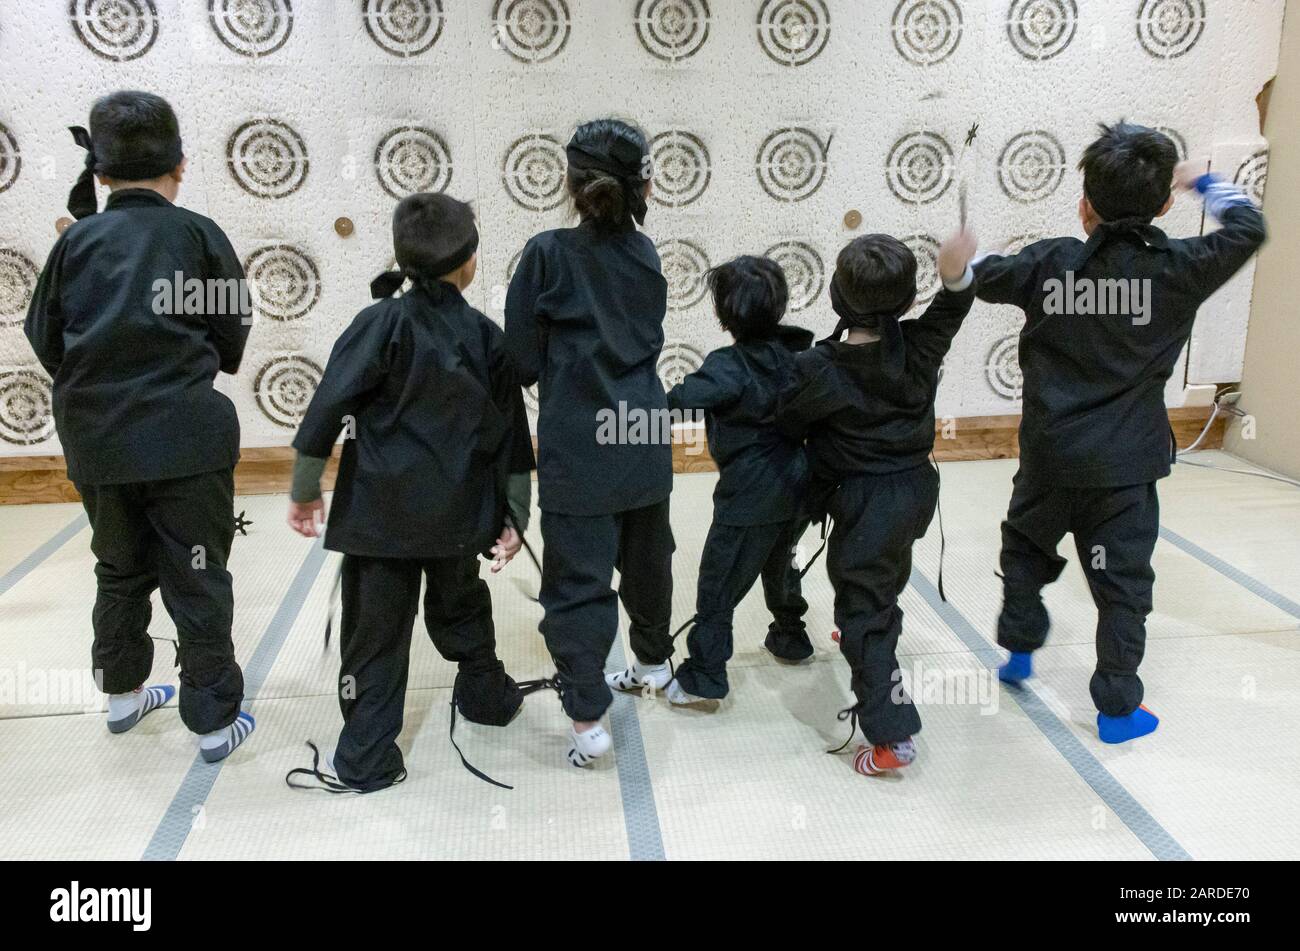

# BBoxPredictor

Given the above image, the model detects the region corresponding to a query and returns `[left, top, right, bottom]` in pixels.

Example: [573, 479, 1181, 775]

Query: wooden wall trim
[0, 408, 1227, 505]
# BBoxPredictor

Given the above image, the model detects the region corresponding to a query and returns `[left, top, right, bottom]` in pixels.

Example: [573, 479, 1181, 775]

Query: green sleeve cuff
[506, 472, 532, 533]
[291, 453, 328, 503]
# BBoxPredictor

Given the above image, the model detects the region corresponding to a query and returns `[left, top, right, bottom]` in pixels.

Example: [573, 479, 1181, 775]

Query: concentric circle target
[657, 239, 710, 311]
[886, 131, 954, 205]
[491, 0, 572, 63]
[892, 0, 963, 66]
[374, 127, 452, 200]
[756, 128, 828, 203]
[244, 245, 320, 321]
[765, 241, 824, 311]
[902, 234, 942, 305]
[503, 134, 567, 211]
[226, 118, 309, 198]
[70, 0, 160, 61]
[650, 130, 711, 207]
[657, 341, 706, 391]
[0, 123, 20, 193]
[208, 0, 294, 57]
[757, 0, 831, 66]
[254, 356, 322, 428]
[1137, 0, 1205, 59]
[1235, 149, 1268, 205]
[985, 335, 1023, 401]
[997, 130, 1067, 204]
[1006, 0, 1077, 61]
[0, 249, 40, 327]
[0, 370, 54, 446]
[635, 0, 711, 61]
[363, 0, 445, 57]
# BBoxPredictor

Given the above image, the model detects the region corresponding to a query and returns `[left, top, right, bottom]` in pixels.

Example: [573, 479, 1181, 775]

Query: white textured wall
[0, 0, 1285, 453]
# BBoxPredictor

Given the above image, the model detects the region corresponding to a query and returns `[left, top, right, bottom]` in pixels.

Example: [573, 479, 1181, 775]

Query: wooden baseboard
[0, 407, 1227, 505]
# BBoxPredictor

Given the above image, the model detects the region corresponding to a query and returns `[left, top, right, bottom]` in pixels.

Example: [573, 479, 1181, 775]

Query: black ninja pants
[334, 553, 518, 791]
[78, 468, 242, 735]
[675, 517, 809, 699]
[827, 466, 939, 745]
[997, 471, 1159, 717]
[538, 498, 675, 721]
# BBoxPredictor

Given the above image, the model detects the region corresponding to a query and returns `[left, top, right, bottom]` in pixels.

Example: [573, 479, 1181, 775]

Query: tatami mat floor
[1, 451, 1297, 860]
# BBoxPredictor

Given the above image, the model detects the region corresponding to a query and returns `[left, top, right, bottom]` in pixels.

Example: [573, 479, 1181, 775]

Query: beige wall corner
[1228, 2, 1300, 477]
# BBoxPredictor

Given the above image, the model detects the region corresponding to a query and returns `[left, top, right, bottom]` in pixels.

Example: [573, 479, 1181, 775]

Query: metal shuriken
[964, 122, 980, 148]
[234, 511, 254, 536]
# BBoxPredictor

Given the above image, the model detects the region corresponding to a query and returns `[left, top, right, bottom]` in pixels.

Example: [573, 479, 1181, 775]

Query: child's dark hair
[392, 192, 478, 283]
[709, 255, 789, 342]
[834, 235, 917, 325]
[1079, 121, 1179, 223]
[88, 90, 180, 175]
[566, 118, 650, 231]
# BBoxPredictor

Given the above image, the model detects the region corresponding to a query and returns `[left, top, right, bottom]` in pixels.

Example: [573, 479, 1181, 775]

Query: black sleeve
[903, 284, 977, 372]
[204, 226, 253, 374]
[24, 236, 69, 377]
[775, 349, 846, 440]
[1180, 202, 1268, 303]
[665, 351, 743, 413]
[973, 244, 1050, 308]
[489, 329, 536, 475]
[292, 310, 393, 458]
[503, 239, 546, 387]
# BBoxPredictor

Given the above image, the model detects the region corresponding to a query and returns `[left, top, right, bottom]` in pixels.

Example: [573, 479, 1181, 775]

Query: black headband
[370, 230, 480, 299]
[67, 125, 183, 219]
[824, 271, 915, 342]
[566, 135, 650, 226]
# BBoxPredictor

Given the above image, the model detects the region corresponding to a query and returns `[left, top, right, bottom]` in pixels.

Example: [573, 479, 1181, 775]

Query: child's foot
[1097, 705, 1159, 744]
[998, 651, 1033, 684]
[764, 628, 814, 663]
[605, 660, 672, 693]
[199, 712, 256, 763]
[567, 721, 611, 767]
[107, 684, 175, 734]
[665, 678, 716, 707]
[853, 738, 916, 776]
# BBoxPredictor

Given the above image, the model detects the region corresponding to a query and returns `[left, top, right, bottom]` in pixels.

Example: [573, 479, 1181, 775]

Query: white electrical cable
[1176, 391, 1300, 488]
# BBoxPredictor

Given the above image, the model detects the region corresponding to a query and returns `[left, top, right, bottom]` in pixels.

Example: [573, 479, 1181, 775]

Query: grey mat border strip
[0, 513, 88, 598]
[605, 636, 667, 862]
[909, 567, 1193, 862]
[142, 539, 329, 862]
[1159, 526, 1300, 621]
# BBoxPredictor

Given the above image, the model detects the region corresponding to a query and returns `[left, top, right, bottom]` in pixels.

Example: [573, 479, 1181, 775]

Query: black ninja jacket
[24, 189, 251, 485]
[504, 221, 673, 517]
[974, 180, 1266, 488]
[667, 325, 812, 526]
[776, 282, 976, 485]
[292, 281, 534, 559]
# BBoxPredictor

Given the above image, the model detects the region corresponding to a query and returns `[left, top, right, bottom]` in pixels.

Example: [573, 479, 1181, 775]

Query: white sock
[108, 689, 142, 721]
[200, 723, 234, 750]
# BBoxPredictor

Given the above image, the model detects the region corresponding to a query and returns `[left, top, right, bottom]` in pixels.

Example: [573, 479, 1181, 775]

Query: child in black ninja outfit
[26, 90, 254, 762]
[505, 119, 675, 767]
[777, 227, 978, 776]
[659, 256, 814, 706]
[975, 122, 1266, 744]
[287, 193, 535, 792]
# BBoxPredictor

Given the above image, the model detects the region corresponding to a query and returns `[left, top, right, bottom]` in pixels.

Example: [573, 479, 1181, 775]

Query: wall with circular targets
[0, 0, 1284, 456]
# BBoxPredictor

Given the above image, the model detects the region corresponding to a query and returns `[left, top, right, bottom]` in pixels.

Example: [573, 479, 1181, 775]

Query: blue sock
[998, 651, 1033, 683]
[1097, 706, 1159, 744]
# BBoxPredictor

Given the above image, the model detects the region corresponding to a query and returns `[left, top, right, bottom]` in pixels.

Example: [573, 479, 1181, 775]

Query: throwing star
[964, 122, 980, 148]
[234, 511, 254, 536]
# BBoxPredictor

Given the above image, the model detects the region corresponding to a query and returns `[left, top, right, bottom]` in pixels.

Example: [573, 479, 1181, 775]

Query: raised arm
[1175, 165, 1267, 302]
[665, 351, 743, 414]
[904, 228, 978, 370]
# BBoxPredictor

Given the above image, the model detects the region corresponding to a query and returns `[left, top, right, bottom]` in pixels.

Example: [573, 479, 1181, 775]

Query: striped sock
[200, 712, 256, 763]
